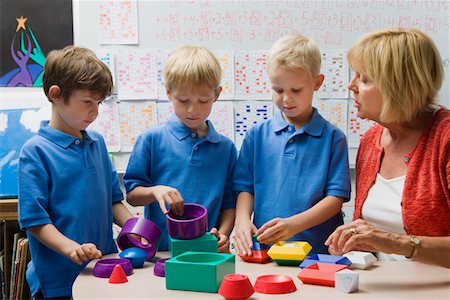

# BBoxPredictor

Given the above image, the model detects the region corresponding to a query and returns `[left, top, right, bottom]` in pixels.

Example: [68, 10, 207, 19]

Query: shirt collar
[272, 107, 325, 137]
[167, 115, 221, 143]
[38, 121, 97, 149]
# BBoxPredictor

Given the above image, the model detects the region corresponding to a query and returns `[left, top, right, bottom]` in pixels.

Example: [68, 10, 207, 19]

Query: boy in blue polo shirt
[123, 45, 237, 252]
[233, 34, 351, 255]
[18, 46, 136, 299]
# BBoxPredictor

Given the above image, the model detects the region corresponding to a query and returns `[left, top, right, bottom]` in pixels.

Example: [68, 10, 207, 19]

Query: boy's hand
[68, 243, 102, 265]
[152, 185, 184, 215]
[233, 220, 257, 256]
[256, 217, 295, 245]
[210, 228, 230, 253]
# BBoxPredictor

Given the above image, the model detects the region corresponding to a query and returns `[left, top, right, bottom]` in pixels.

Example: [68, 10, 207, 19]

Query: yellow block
[267, 241, 312, 261]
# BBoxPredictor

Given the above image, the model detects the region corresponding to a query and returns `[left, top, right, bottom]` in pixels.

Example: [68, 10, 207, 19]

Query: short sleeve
[232, 130, 255, 195]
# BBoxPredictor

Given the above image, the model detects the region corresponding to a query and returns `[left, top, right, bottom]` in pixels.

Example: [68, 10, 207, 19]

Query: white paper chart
[119, 101, 158, 151]
[318, 50, 349, 99]
[347, 100, 375, 148]
[313, 99, 348, 135]
[214, 50, 235, 100]
[235, 51, 272, 100]
[89, 101, 121, 152]
[117, 50, 158, 100]
[95, 50, 117, 96]
[210, 101, 235, 142]
[234, 101, 274, 149]
[98, 0, 139, 45]
[156, 50, 171, 101]
[156, 102, 174, 125]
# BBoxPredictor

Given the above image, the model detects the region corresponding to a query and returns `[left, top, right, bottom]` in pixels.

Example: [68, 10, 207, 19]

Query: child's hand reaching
[151, 185, 184, 215]
[210, 228, 230, 253]
[233, 220, 257, 256]
[68, 243, 102, 265]
[256, 217, 295, 245]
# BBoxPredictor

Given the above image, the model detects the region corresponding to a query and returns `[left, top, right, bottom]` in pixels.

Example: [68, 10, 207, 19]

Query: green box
[165, 251, 235, 293]
[169, 233, 218, 257]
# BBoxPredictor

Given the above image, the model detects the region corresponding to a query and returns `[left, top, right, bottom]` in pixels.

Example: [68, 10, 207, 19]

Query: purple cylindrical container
[166, 203, 208, 239]
[117, 218, 162, 260]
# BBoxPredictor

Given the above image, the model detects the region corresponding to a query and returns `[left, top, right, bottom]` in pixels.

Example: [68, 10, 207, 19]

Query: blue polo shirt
[123, 115, 237, 251]
[18, 121, 123, 298]
[233, 108, 351, 254]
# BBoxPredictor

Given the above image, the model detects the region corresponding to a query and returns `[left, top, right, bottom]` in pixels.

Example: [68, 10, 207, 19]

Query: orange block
[297, 263, 349, 287]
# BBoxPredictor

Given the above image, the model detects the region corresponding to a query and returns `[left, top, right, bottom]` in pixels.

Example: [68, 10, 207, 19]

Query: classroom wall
[2, 0, 449, 182]
[71, 0, 450, 172]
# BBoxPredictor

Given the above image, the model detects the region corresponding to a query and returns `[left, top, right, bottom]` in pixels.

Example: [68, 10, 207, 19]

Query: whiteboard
[72, 0, 449, 171]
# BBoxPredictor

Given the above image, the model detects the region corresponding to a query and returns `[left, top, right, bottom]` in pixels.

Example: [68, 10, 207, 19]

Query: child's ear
[48, 85, 64, 103]
[314, 74, 325, 91]
[166, 88, 173, 100]
[214, 86, 223, 102]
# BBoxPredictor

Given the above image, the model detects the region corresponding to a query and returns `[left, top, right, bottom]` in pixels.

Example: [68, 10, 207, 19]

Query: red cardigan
[353, 107, 450, 236]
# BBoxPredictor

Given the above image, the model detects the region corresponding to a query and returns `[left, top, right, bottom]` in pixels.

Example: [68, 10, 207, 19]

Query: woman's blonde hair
[164, 45, 222, 91]
[348, 28, 443, 123]
[267, 34, 322, 77]
[43, 46, 113, 102]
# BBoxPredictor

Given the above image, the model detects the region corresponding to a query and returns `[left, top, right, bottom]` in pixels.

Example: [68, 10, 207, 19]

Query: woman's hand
[325, 219, 401, 255]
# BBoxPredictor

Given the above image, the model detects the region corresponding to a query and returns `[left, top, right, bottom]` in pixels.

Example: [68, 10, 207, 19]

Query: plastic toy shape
[117, 218, 162, 260]
[154, 258, 170, 277]
[169, 232, 218, 257]
[167, 203, 208, 239]
[218, 274, 254, 300]
[108, 264, 128, 284]
[165, 251, 235, 293]
[299, 254, 352, 269]
[297, 263, 349, 287]
[119, 247, 147, 268]
[343, 251, 377, 269]
[254, 274, 297, 294]
[267, 241, 312, 266]
[335, 269, 359, 293]
[93, 258, 133, 278]
[239, 249, 271, 264]
[250, 234, 270, 250]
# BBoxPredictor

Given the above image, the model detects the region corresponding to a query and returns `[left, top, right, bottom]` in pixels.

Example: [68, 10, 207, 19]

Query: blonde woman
[325, 28, 450, 268]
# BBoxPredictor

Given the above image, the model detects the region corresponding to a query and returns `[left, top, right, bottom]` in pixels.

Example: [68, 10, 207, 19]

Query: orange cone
[108, 264, 128, 284]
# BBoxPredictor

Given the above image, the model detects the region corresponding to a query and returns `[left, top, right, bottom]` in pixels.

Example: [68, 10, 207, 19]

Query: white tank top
[361, 173, 408, 261]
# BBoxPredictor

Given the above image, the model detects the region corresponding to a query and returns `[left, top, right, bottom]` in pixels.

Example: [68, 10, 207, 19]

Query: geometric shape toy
[267, 241, 312, 265]
[239, 249, 271, 264]
[92, 258, 133, 278]
[254, 274, 297, 294]
[119, 247, 147, 268]
[117, 217, 162, 260]
[297, 263, 349, 287]
[154, 258, 170, 277]
[108, 264, 128, 284]
[218, 274, 255, 300]
[166, 203, 208, 240]
[335, 269, 359, 293]
[299, 254, 352, 269]
[343, 251, 377, 269]
[169, 232, 218, 257]
[165, 251, 235, 293]
[251, 234, 270, 251]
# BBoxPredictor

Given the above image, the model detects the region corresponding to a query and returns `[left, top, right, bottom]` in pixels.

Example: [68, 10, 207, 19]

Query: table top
[73, 252, 450, 300]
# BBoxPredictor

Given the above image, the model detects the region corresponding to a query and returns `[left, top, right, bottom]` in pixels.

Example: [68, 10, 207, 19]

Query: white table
[73, 253, 450, 299]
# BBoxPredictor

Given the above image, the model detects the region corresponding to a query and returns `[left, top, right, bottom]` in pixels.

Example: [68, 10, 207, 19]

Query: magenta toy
[92, 258, 133, 278]
[166, 203, 208, 239]
[117, 218, 162, 260]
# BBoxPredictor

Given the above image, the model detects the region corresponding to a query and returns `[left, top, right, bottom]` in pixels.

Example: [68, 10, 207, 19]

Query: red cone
[108, 264, 128, 284]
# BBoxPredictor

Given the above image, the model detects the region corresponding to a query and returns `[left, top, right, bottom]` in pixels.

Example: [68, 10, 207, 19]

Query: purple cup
[117, 218, 162, 260]
[92, 258, 133, 278]
[166, 203, 208, 239]
[153, 258, 170, 277]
